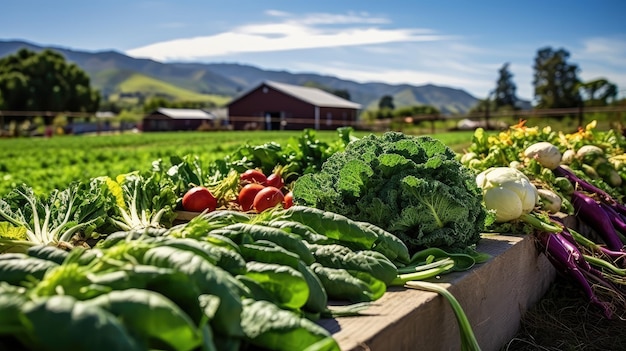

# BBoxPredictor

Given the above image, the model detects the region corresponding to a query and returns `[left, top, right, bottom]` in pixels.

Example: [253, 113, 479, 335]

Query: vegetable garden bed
[2, 122, 626, 351]
[319, 233, 555, 351]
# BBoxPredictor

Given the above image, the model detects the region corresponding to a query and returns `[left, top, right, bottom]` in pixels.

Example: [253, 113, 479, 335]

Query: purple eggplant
[599, 202, 626, 240]
[536, 231, 613, 318]
[571, 191, 625, 251]
[554, 166, 613, 202]
[552, 216, 626, 266]
[554, 166, 626, 215]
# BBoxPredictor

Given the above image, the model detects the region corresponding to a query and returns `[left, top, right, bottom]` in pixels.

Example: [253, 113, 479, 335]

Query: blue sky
[2, 0, 625, 101]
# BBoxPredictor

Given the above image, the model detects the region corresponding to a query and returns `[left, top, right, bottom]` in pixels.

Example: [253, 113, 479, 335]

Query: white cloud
[580, 37, 626, 66]
[265, 9, 389, 25]
[293, 62, 494, 96]
[573, 37, 626, 95]
[126, 11, 448, 61]
[128, 11, 626, 102]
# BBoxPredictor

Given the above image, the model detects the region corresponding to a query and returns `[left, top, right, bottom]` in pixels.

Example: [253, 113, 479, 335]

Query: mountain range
[0, 39, 529, 114]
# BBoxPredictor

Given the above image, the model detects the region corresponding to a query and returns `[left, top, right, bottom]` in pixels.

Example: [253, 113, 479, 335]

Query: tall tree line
[0, 48, 100, 129]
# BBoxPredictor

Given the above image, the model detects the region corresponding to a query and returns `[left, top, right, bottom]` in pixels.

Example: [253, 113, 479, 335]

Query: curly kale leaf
[292, 132, 487, 253]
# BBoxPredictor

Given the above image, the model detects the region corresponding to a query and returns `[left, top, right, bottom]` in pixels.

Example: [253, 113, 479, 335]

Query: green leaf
[241, 298, 340, 351]
[85, 289, 205, 351]
[22, 295, 144, 351]
[244, 261, 309, 310]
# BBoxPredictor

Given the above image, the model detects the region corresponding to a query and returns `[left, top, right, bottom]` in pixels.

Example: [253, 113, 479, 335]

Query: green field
[0, 129, 477, 197]
[95, 71, 232, 107]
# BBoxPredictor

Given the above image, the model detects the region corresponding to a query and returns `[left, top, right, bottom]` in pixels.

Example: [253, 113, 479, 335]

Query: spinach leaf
[311, 263, 386, 302]
[308, 243, 398, 285]
[0, 256, 58, 286]
[273, 206, 378, 250]
[26, 245, 69, 265]
[211, 223, 315, 264]
[141, 245, 246, 338]
[85, 288, 208, 351]
[22, 295, 143, 351]
[241, 298, 340, 351]
[244, 261, 309, 310]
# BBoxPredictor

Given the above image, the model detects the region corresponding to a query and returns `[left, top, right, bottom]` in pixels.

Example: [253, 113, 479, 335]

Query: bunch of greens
[0, 180, 109, 253]
[292, 132, 487, 253]
[100, 171, 178, 231]
[225, 127, 356, 183]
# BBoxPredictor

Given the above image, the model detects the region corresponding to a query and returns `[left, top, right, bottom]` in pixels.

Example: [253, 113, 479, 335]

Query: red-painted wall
[228, 83, 357, 130]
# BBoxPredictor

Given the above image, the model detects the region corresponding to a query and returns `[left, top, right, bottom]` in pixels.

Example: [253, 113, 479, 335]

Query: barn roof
[150, 108, 215, 119]
[231, 81, 362, 109]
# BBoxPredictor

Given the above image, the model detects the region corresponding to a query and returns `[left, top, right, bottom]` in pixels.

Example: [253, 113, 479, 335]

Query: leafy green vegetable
[26, 245, 69, 265]
[141, 245, 247, 338]
[85, 288, 207, 351]
[307, 243, 398, 285]
[240, 298, 340, 351]
[0, 181, 108, 251]
[225, 128, 354, 183]
[21, 295, 144, 351]
[271, 206, 379, 250]
[102, 171, 178, 231]
[210, 223, 315, 265]
[293, 132, 487, 253]
[239, 241, 328, 313]
[311, 263, 386, 302]
[0, 256, 59, 286]
[244, 261, 309, 310]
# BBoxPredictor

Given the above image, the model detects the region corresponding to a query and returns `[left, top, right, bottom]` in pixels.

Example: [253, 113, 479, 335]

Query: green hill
[0, 39, 533, 114]
[106, 72, 231, 106]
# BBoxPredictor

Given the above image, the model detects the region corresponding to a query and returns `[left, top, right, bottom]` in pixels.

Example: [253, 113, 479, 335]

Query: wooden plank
[319, 234, 556, 351]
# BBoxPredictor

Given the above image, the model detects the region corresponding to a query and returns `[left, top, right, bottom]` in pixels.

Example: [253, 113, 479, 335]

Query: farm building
[142, 108, 216, 132]
[227, 81, 361, 130]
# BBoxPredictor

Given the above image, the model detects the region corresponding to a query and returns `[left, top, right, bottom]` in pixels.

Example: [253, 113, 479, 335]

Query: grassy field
[114, 73, 231, 105]
[0, 129, 476, 197]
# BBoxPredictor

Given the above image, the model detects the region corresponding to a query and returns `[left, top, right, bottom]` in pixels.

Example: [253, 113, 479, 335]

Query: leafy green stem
[405, 281, 482, 351]
[390, 260, 455, 286]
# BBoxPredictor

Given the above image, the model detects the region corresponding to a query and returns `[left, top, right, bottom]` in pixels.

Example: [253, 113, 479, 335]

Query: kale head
[292, 132, 487, 253]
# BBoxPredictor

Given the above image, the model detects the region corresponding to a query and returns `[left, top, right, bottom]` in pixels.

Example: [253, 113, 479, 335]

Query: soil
[502, 276, 626, 351]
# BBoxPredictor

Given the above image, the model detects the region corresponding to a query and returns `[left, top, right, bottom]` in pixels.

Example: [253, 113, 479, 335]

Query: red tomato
[182, 186, 217, 212]
[253, 186, 284, 213]
[238, 183, 265, 211]
[266, 173, 284, 189]
[283, 191, 293, 209]
[240, 169, 267, 184]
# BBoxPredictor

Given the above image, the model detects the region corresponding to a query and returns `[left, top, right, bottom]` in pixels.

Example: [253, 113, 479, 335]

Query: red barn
[227, 81, 361, 130]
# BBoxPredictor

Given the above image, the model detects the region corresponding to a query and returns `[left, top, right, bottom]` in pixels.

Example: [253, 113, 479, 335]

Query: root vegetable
[524, 142, 562, 170]
[537, 188, 562, 213]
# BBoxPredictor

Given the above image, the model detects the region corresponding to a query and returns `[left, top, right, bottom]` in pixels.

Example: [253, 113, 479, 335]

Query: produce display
[0, 128, 482, 351]
[461, 120, 626, 319]
[3, 121, 624, 350]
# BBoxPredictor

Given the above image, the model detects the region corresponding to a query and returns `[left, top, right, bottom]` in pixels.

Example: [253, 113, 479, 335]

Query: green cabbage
[292, 132, 487, 253]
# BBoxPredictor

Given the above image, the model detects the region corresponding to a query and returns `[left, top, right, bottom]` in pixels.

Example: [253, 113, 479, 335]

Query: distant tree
[143, 97, 172, 112]
[533, 47, 581, 109]
[578, 78, 618, 107]
[0, 48, 100, 127]
[331, 89, 351, 101]
[393, 105, 439, 118]
[468, 98, 494, 114]
[494, 63, 518, 110]
[98, 100, 123, 114]
[378, 95, 395, 110]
